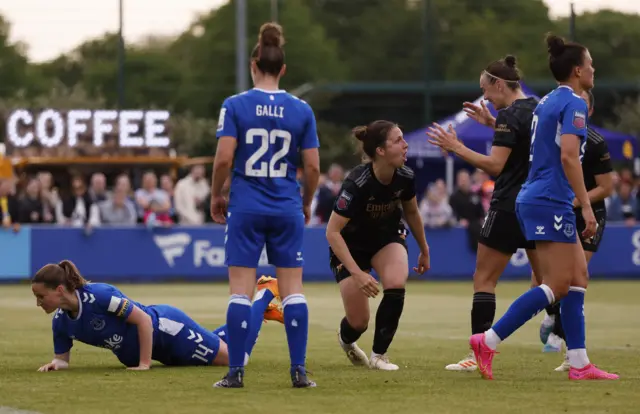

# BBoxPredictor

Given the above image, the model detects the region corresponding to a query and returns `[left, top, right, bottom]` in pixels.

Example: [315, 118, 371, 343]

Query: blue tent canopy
[406, 83, 637, 161]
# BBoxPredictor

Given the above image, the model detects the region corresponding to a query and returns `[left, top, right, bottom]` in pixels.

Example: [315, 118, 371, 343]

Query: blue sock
[212, 325, 227, 339]
[225, 294, 252, 369]
[244, 288, 275, 358]
[283, 294, 309, 368]
[560, 287, 586, 350]
[492, 285, 555, 341]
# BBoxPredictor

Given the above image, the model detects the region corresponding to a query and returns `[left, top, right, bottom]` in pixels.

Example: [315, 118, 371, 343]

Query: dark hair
[546, 33, 587, 82]
[251, 22, 285, 77]
[586, 90, 595, 111]
[352, 120, 398, 161]
[484, 55, 522, 91]
[32, 260, 88, 292]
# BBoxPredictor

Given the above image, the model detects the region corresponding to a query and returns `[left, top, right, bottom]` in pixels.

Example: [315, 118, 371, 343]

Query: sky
[1, 0, 639, 63]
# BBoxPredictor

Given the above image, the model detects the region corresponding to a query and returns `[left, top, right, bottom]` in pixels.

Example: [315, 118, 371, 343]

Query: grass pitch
[1, 281, 639, 414]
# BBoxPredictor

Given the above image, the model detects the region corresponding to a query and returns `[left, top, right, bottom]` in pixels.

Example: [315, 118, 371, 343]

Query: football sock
[226, 294, 252, 369]
[283, 294, 309, 368]
[471, 292, 496, 334]
[561, 287, 589, 368]
[372, 288, 405, 355]
[244, 288, 275, 358]
[489, 284, 555, 348]
[339, 317, 366, 344]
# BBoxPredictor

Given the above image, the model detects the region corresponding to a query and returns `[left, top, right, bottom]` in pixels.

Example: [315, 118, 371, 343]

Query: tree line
[1, 0, 639, 165]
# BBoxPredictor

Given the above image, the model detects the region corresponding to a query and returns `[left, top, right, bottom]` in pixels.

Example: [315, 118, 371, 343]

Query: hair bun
[352, 126, 368, 142]
[546, 33, 565, 57]
[259, 22, 284, 48]
[504, 55, 517, 68]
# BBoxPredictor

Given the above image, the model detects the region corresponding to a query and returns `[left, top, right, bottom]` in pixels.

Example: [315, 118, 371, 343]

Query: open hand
[463, 100, 495, 127]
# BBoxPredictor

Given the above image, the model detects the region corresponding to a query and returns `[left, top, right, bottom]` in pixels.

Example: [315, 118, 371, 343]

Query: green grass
[1, 281, 639, 414]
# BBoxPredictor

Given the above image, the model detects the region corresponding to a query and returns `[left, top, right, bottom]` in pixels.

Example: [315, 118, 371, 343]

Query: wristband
[52, 358, 69, 369]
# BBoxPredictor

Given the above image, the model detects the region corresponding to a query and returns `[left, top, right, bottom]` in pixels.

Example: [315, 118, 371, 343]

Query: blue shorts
[150, 305, 221, 367]
[515, 202, 577, 244]
[225, 211, 305, 268]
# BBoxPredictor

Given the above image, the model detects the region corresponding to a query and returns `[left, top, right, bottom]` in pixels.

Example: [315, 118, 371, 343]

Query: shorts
[576, 207, 606, 252]
[225, 211, 305, 268]
[515, 202, 576, 244]
[150, 305, 222, 367]
[478, 208, 536, 254]
[329, 228, 408, 283]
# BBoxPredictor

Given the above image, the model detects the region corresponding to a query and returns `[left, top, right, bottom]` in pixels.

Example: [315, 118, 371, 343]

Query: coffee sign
[6, 109, 171, 148]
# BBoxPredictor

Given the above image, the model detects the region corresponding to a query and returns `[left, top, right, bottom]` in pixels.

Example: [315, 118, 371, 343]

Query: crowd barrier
[2, 224, 640, 281]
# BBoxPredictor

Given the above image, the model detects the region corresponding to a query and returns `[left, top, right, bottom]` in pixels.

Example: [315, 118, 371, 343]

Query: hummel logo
[535, 226, 545, 235]
[82, 292, 96, 303]
[154, 233, 192, 267]
[553, 215, 563, 231]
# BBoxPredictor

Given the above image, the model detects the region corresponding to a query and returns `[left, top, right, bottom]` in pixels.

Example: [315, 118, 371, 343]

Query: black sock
[340, 317, 366, 344]
[545, 302, 561, 317]
[471, 292, 496, 334]
[552, 309, 566, 340]
[372, 288, 405, 355]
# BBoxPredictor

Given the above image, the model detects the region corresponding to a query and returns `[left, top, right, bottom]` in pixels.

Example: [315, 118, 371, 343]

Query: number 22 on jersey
[244, 128, 292, 178]
[529, 114, 586, 163]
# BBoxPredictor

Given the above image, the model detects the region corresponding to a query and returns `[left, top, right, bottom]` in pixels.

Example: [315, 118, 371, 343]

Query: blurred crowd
[1, 160, 637, 233]
[309, 164, 639, 228]
[0, 165, 211, 230]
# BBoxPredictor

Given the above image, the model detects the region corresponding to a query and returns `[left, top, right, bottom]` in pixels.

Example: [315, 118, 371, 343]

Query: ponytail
[32, 260, 88, 291]
[58, 260, 88, 290]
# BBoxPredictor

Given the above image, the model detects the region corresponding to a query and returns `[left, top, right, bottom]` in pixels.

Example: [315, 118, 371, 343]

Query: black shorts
[329, 229, 408, 283]
[575, 208, 606, 252]
[478, 208, 536, 255]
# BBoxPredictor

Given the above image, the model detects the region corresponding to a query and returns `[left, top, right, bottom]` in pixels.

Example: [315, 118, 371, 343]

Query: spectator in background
[98, 186, 137, 225]
[160, 174, 178, 222]
[88, 173, 110, 203]
[134, 171, 171, 221]
[174, 165, 210, 225]
[419, 181, 454, 228]
[471, 169, 494, 212]
[314, 164, 344, 223]
[37, 171, 57, 223]
[18, 178, 44, 224]
[607, 180, 637, 225]
[0, 177, 19, 231]
[449, 169, 485, 251]
[115, 174, 134, 201]
[56, 175, 101, 228]
[144, 199, 173, 227]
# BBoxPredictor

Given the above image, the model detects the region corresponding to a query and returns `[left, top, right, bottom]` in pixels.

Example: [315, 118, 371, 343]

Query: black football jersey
[333, 163, 416, 245]
[490, 97, 538, 212]
[579, 127, 613, 212]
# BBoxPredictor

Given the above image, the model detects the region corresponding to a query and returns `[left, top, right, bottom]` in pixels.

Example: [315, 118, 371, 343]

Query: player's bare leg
[369, 242, 409, 371]
[338, 274, 371, 367]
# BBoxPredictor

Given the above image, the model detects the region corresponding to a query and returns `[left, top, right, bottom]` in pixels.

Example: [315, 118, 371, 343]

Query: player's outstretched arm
[326, 212, 379, 297]
[427, 123, 511, 177]
[125, 306, 154, 370]
[38, 352, 70, 372]
[401, 197, 430, 274]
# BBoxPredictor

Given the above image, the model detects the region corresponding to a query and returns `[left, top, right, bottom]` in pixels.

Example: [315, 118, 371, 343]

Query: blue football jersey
[518, 86, 588, 207]
[216, 88, 320, 216]
[52, 283, 156, 365]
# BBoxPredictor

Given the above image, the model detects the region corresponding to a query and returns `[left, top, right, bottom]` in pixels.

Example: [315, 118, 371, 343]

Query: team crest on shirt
[336, 190, 352, 210]
[572, 110, 586, 129]
[563, 223, 575, 238]
[91, 317, 106, 331]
